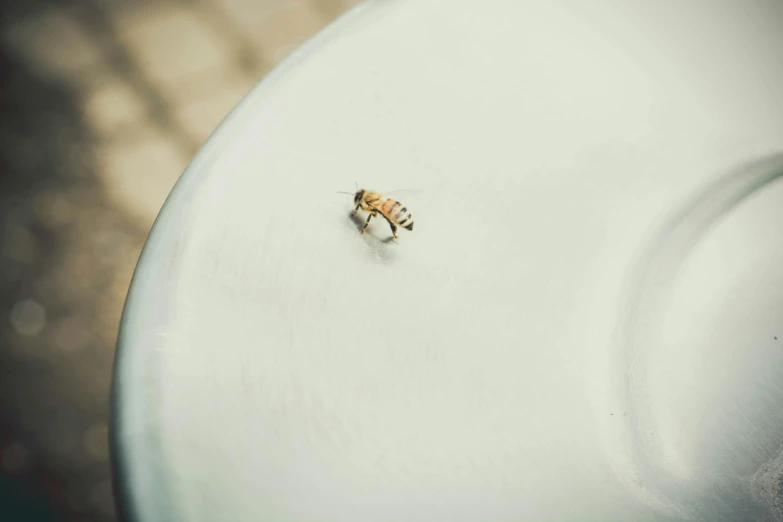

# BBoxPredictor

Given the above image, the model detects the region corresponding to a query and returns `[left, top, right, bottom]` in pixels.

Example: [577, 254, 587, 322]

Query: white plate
[112, 1, 783, 520]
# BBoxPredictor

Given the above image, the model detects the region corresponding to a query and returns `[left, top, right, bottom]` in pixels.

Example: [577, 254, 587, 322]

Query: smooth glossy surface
[112, 1, 783, 520]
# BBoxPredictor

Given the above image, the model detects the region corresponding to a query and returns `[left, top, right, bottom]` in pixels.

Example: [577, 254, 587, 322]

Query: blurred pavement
[0, 0, 358, 520]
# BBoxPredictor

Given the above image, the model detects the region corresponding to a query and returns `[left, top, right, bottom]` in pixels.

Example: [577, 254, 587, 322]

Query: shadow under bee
[347, 211, 398, 263]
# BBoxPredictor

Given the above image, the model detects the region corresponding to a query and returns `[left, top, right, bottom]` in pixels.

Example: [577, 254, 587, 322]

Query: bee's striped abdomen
[360, 190, 414, 236]
[398, 206, 414, 230]
[379, 198, 414, 230]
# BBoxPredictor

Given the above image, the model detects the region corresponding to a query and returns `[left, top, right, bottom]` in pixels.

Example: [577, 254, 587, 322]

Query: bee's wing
[385, 189, 422, 196]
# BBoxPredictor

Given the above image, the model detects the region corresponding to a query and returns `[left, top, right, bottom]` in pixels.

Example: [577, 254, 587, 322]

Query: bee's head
[354, 189, 364, 204]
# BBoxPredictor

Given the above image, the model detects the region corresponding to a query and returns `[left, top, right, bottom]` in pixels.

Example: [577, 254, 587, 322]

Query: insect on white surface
[338, 185, 419, 239]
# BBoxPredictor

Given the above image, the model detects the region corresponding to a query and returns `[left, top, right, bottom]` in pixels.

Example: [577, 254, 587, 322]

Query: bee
[338, 185, 414, 239]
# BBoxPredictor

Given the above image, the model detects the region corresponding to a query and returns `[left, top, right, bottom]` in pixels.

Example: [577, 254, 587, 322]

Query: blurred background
[0, 0, 359, 520]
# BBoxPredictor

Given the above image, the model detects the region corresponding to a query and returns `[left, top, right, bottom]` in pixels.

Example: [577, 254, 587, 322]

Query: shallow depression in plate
[610, 156, 783, 521]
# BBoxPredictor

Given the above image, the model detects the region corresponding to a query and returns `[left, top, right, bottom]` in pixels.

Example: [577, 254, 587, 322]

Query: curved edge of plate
[108, 2, 379, 520]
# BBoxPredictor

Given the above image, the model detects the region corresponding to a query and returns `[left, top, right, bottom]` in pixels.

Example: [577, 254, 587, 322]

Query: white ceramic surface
[112, 1, 783, 520]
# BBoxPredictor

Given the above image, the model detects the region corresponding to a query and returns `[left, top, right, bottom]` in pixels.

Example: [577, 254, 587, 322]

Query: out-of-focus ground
[0, 0, 359, 520]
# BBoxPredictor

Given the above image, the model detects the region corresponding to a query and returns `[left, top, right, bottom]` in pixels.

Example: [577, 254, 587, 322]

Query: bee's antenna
[355, 180, 358, 191]
[336, 191, 354, 195]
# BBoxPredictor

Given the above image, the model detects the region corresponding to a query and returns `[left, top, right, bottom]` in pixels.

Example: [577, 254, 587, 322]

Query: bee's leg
[353, 204, 360, 216]
[388, 222, 398, 239]
[361, 212, 375, 234]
